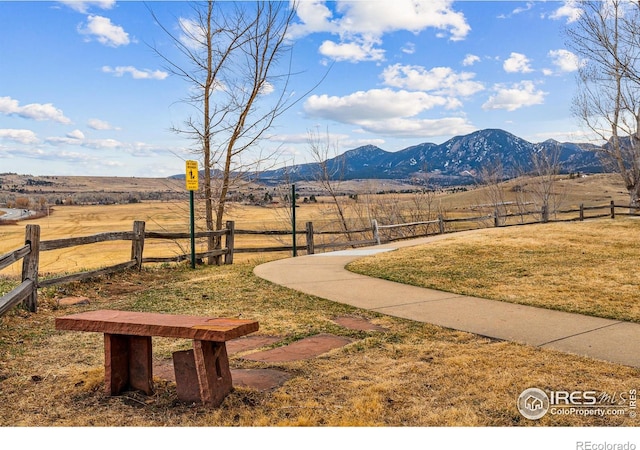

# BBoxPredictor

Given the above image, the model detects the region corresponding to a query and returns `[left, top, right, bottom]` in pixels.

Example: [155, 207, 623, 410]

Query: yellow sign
[185, 160, 199, 191]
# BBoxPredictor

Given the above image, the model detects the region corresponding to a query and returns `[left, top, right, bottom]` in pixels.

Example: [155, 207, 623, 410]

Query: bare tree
[476, 159, 508, 225]
[567, 0, 640, 207]
[307, 127, 353, 241]
[150, 1, 298, 262]
[527, 144, 563, 221]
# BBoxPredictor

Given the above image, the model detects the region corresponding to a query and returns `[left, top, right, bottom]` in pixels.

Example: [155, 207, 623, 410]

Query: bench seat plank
[55, 309, 258, 341]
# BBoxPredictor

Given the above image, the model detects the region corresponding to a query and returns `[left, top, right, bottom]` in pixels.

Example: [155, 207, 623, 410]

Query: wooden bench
[55, 309, 259, 407]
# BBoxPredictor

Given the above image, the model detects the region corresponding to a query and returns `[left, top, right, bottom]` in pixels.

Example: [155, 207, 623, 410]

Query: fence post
[131, 221, 145, 270]
[579, 204, 584, 221]
[22, 224, 40, 313]
[438, 215, 445, 234]
[305, 222, 315, 255]
[610, 200, 615, 219]
[291, 184, 297, 257]
[493, 209, 500, 227]
[372, 219, 380, 245]
[224, 221, 235, 265]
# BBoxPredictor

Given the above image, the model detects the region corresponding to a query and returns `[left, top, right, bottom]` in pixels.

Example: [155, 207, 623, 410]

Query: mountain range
[256, 129, 605, 186]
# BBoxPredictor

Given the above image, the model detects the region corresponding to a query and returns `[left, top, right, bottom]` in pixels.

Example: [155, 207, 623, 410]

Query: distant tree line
[0, 191, 188, 210]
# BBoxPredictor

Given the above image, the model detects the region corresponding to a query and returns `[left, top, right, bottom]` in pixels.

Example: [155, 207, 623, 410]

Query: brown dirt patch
[57, 296, 91, 306]
[232, 369, 291, 390]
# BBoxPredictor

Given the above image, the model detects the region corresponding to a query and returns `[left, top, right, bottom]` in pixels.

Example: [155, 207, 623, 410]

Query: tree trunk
[204, 1, 215, 265]
[629, 184, 640, 211]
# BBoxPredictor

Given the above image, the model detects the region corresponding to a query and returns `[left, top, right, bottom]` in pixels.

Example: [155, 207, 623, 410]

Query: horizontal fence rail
[0, 245, 30, 271]
[1, 201, 638, 317]
[39, 232, 134, 251]
[0, 279, 35, 317]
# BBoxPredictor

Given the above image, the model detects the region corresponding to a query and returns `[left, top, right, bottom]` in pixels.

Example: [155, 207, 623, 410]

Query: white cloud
[268, 131, 352, 145]
[549, 0, 583, 24]
[303, 88, 476, 138]
[88, 118, 119, 130]
[512, 2, 534, 15]
[259, 81, 275, 95]
[356, 116, 476, 138]
[381, 64, 484, 97]
[78, 15, 130, 47]
[102, 65, 169, 80]
[462, 54, 480, 66]
[291, 0, 471, 39]
[288, 1, 338, 38]
[333, 0, 470, 41]
[39, 149, 97, 164]
[482, 81, 547, 112]
[318, 40, 385, 63]
[59, 1, 115, 13]
[0, 129, 39, 144]
[66, 129, 85, 140]
[80, 138, 122, 150]
[44, 133, 164, 157]
[498, 2, 535, 19]
[45, 137, 82, 146]
[178, 17, 207, 51]
[46, 134, 123, 149]
[290, 0, 470, 63]
[342, 138, 387, 148]
[304, 88, 450, 122]
[547, 49, 584, 73]
[401, 42, 416, 55]
[0, 96, 72, 124]
[503, 52, 533, 73]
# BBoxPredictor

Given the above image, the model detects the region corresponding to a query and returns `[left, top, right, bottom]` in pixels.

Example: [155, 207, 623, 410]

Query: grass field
[1, 174, 639, 428]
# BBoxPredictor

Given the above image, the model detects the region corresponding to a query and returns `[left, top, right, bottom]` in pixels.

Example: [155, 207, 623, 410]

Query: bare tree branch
[567, 0, 640, 207]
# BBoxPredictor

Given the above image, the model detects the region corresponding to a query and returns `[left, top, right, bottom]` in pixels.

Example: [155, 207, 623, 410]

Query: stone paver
[332, 316, 387, 332]
[242, 334, 354, 363]
[226, 335, 281, 354]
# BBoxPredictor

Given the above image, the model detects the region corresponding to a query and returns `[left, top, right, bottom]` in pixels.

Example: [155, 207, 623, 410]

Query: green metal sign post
[292, 184, 297, 257]
[189, 191, 195, 268]
[186, 160, 199, 269]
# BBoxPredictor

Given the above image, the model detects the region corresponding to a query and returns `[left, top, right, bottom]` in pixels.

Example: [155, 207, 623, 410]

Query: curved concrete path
[254, 233, 640, 368]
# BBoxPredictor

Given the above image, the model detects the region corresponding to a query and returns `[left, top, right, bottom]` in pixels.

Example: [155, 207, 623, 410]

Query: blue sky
[0, 0, 589, 177]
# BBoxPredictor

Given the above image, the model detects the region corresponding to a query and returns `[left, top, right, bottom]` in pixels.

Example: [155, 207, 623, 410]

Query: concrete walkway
[254, 233, 640, 368]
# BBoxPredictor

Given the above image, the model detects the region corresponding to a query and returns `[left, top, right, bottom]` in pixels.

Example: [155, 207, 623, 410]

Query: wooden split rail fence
[0, 201, 636, 316]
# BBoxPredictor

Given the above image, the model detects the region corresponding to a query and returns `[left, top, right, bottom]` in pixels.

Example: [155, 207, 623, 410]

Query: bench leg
[104, 334, 153, 396]
[172, 340, 232, 407]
